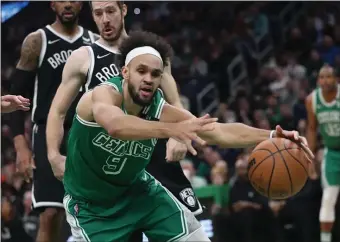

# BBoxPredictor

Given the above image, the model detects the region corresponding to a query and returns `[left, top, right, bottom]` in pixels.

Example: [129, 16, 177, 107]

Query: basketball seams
[267, 154, 275, 198]
[270, 140, 294, 195]
[249, 147, 301, 180]
[283, 142, 308, 176]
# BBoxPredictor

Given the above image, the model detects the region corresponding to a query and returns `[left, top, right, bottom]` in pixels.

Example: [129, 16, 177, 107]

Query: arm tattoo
[16, 31, 41, 71]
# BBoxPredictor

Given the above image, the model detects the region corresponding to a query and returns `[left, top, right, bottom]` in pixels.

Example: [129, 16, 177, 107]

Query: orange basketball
[248, 138, 309, 200]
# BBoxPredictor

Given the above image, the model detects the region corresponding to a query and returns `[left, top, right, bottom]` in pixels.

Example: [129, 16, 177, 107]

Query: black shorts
[31, 124, 66, 212]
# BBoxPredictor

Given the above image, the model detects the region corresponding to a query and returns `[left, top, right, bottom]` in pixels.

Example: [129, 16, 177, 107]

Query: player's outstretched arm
[305, 93, 318, 154]
[46, 47, 89, 162]
[161, 104, 272, 147]
[161, 104, 314, 159]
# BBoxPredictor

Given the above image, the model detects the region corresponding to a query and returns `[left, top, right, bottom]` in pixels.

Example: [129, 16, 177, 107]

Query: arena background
[1, 1, 340, 242]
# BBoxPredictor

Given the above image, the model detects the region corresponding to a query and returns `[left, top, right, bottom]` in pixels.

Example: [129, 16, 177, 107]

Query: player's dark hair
[320, 64, 336, 76]
[89, 1, 124, 11]
[118, 30, 173, 67]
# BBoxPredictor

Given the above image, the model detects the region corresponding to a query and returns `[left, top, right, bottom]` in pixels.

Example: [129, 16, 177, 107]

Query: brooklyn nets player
[10, 2, 96, 242]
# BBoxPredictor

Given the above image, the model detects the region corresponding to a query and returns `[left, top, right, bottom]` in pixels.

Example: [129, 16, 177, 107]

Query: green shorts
[321, 148, 340, 187]
[63, 171, 200, 242]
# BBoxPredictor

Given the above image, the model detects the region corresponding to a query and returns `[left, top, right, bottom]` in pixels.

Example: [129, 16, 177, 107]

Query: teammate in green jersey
[306, 65, 340, 242]
[63, 31, 313, 242]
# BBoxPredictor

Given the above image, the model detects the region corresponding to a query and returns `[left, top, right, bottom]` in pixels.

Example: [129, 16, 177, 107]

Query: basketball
[248, 138, 309, 200]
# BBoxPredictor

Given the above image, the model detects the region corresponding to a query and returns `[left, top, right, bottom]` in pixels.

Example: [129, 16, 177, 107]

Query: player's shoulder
[101, 76, 123, 94]
[22, 30, 43, 48]
[305, 89, 316, 106]
[68, 46, 91, 62]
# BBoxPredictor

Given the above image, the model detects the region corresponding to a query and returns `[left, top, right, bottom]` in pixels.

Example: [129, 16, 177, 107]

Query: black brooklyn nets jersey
[84, 42, 121, 91]
[32, 25, 95, 126]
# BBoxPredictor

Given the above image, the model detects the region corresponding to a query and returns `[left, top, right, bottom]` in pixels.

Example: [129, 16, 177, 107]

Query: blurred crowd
[1, 2, 340, 242]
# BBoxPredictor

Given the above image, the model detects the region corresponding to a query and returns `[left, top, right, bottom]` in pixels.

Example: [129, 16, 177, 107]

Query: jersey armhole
[38, 29, 47, 67]
[85, 46, 95, 92]
[99, 82, 120, 93]
[312, 90, 317, 114]
[155, 98, 166, 120]
[157, 88, 164, 98]
[88, 31, 96, 43]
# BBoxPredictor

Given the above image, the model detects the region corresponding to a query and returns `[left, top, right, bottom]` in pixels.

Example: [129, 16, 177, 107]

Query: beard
[56, 12, 78, 27]
[127, 82, 155, 107]
[102, 18, 124, 42]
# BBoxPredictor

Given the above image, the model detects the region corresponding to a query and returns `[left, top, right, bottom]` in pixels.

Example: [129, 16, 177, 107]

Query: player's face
[91, 1, 127, 42]
[318, 68, 337, 92]
[122, 54, 163, 106]
[51, 1, 82, 25]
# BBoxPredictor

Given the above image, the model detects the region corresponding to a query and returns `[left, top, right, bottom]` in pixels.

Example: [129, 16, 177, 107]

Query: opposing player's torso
[313, 84, 340, 150]
[84, 42, 121, 91]
[64, 77, 166, 204]
[34, 25, 95, 125]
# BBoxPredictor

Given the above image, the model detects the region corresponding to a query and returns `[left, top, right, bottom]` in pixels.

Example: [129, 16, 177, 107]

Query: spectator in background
[293, 89, 308, 128]
[210, 160, 229, 185]
[318, 35, 340, 66]
[265, 94, 281, 127]
[334, 53, 340, 75]
[305, 49, 324, 88]
[274, 151, 322, 242]
[1, 195, 32, 242]
[285, 27, 311, 58]
[22, 191, 39, 241]
[227, 157, 273, 242]
[244, 3, 269, 38]
[190, 55, 208, 77]
[278, 103, 295, 131]
[214, 103, 237, 124]
[181, 159, 208, 188]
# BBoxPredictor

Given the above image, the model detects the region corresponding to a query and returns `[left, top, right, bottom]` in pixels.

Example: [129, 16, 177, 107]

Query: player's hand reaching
[273, 125, 315, 161]
[49, 154, 66, 181]
[166, 138, 188, 162]
[170, 114, 217, 156]
[1, 95, 30, 113]
[16, 147, 35, 183]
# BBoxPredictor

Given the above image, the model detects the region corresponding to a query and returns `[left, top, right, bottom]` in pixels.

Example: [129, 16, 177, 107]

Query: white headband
[125, 46, 163, 66]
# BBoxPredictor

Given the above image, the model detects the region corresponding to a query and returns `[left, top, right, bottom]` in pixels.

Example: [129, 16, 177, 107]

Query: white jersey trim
[76, 114, 100, 127]
[95, 41, 120, 54]
[85, 46, 95, 92]
[318, 84, 339, 107]
[46, 25, 84, 43]
[38, 29, 47, 67]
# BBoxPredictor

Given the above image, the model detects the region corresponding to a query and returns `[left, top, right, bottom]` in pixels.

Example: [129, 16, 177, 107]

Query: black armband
[10, 69, 36, 137]
[10, 69, 36, 96]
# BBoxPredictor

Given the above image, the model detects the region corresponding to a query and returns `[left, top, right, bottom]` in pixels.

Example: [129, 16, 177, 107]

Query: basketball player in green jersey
[63, 31, 312, 242]
[306, 65, 340, 242]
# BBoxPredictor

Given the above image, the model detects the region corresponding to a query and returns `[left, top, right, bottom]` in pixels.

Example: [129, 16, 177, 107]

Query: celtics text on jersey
[63, 76, 167, 204]
[313, 84, 340, 150]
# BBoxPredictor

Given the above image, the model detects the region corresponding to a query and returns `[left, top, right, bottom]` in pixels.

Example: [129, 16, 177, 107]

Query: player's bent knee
[319, 186, 340, 222]
[180, 226, 211, 242]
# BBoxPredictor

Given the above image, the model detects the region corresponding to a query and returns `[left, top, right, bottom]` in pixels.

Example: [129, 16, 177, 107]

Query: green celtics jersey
[63, 76, 166, 204]
[313, 84, 340, 150]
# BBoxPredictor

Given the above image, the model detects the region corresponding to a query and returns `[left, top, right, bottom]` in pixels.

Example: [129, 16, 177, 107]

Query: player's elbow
[107, 125, 121, 138]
